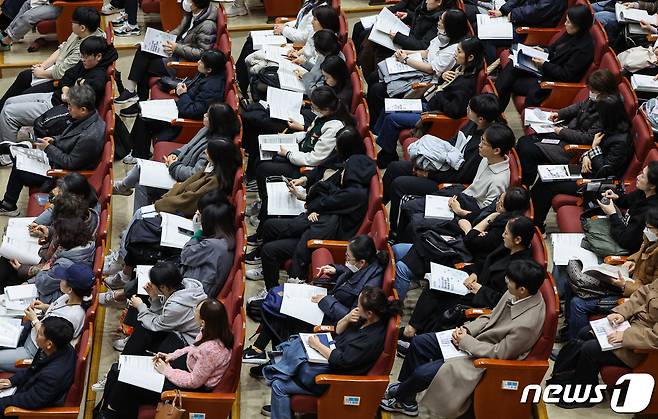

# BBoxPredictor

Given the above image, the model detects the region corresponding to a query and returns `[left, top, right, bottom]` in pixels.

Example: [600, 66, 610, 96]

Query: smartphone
[178, 227, 194, 237]
[28, 132, 38, 143]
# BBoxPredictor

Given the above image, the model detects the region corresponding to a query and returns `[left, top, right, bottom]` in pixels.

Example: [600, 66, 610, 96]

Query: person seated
[395, 122, 514, 240]
[247, 154, 376, 293]
[126, 49, 228, 159]
[562, 207, 658, 340]
[374, 36, 485, 168]
[383, 93, 503, 229]
[395, 186, 531, 300]
[0, 7, 103, 112]
[380, 259, 546, 417]
[0, 84, 106, 216]
[113, 0, 216, 101]
[242, 235, 387, 366]
[550, 280, 658, 409]
[590, 0, 657, 46]
[0, 317, 77, 412]
[0, 263, 93, 374]
[0, 36, 115, 145]
[531, 94, 632, 230]
[618, 31, 658, 75]
[366, 9, 469, 126]
[96, 299, 233, 419]
[400, 216, 536, 341]
[260, 286, 401, 418]
[352, 0, 421, 52]
[494, 5, 594, 113]
[515, 69, 619, 186]
[116, 261, 207, 354]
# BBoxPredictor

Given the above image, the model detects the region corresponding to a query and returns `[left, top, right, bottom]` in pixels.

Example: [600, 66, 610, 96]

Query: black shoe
[556, 400, 595, 410]
[245, 248, 262, 265]
[397, 340, 409, 358]
[114, 90, 138, 104]
[119, 103, 140, 117]
[376, 150, 399, 169]
[242, 346, 268, 364]
[0, 201, 19, 217]
[249, 364, 265, 379]
[260, 405, 271, 417]
[247, 233, 262, 247]
[398, 327, 412, 342]
[554, 325, 568, 343]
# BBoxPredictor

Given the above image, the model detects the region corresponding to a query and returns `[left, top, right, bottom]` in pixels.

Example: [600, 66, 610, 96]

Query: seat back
[92, 245, 104, 282]
[624, 113, 654, 182]
[381, 245, 395, 296]
[349, 71, 363, 114]
[98, 79, 114, 118]
[508, 149, 522, 187]
[530, 227, 548, 270]
[366, 310, 399, 376]
[221, 269, 244, 321]
[363, 133, 376, 159]
[355, 174, 383, 236]
[619, 77, 638, 120]
[220, 225, 245, 300]
[338, 10, 348, 45]
[368, 209, 389, 251]
[218, 32, 231, 55]
[525, 274, 560, 361]
[214, 313, 244, 393]
[64, 323, 93, 406]
[98, 173, 112, 209]
[355, 100, 370, 139]
[599, 47, 622, 82]
[216, 4, 228, 36]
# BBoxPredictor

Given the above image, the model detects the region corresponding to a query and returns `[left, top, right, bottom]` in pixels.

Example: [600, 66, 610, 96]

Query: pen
[145, 350, 157, 355]
[180, 77, 188, 84]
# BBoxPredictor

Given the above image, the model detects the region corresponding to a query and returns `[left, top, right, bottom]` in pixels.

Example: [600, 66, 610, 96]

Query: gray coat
[422, 291, 546, 418]
[179, 236, 234, 298]
[44, 110, 105, 170]
[167, 127, 210, 181]
[171, 6, 218, 62]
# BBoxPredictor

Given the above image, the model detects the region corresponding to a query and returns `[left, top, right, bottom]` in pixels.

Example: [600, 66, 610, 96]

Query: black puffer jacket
[500, 0, 566, 27]
[393, 1, 444, 50]
[556, 98, 603, 145]
[542, 32, 594, 83]
[427, 71, 478, 118]
[590, 130, 632, 179]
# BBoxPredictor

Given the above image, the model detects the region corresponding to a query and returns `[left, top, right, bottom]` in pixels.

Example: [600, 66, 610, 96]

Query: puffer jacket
[172, 6, 218, 61]
[167, 128, 212, 181]
[392, 1, 444, 50]
[556, 98, 603, 145]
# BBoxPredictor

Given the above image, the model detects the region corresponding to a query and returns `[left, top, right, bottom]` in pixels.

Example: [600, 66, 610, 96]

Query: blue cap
[52, 264, 95, 290]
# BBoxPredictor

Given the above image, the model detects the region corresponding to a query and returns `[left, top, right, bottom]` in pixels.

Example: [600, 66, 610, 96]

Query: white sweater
[462, 157, 510, 208]
[288, 119, 344, 166]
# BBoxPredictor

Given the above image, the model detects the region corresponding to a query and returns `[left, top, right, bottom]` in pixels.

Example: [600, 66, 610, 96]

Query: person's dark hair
[587, 69, 618, 95]
[80, 35, 107, 56]
[200, 49, 227, 75]
[484, 123, 515, 155]
[206, 137, 241, 196]
[59, 172, 98, 209]
[566, 4, 594, 35]
[53, 217, 92, 250]
[149, 261, 184, 291]
[72, 7, 101, 32]
[502, 186, 530, 213]
[313, 29, 341, 56]
[52, 194, 88, 222]
[321, 55, 350, 94]
[359, 287, 401, 319]
[460, 36, 484, 75]
[349, 235, 389, 266]
[469, 93, 501, 123]
[191, 0, 210, 10]
[435, 0, 457, 9]
[646, 206, 658, 228]
[207, 102, 239, 139]
[201, 202, 236, 241]
[442, 9, 469, 43]
[41, 317, 75, 349]
[195, 299, 234, 348]
[506, 260, 544, 295]
[596, 94, 629, 133]
[335, 126, 366, 160]
[647, 161, 658, 187]
[310, 85, 355, 126]
[68, 83, 96, 111]
[507, 216, 535, 247]
[312, 5, 340, 33]
[197, 189, 230, 212]
[66, 276, 94, 311]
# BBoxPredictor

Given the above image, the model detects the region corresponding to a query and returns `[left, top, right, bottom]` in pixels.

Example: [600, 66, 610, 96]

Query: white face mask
[644, 227, 658, 242]
[437, 29, 449, 46]
[182, 0, 192, 12]
[589, 90, 599, 101]
[192, 211, 202, 232]
[345, 261, 360, 273]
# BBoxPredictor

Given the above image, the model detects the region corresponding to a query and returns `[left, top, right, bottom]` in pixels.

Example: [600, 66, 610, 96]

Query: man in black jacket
[0, 317, 76, 415]
[0, 83, 105, 216]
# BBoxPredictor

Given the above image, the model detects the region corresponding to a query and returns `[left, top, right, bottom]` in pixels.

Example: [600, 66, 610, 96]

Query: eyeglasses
[344, 252, 356, 262]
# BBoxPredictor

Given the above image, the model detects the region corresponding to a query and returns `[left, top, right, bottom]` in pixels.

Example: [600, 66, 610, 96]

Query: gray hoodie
[135, 278, 207, 344]
[167, 128, 210, 181]
[180, 237, 234, 298]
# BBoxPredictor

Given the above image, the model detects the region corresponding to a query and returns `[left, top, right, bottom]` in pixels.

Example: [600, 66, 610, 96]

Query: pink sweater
[163, 333, 231, 389]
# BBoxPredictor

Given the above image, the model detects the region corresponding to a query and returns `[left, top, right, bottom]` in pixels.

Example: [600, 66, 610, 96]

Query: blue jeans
[592, 1, 620, 41]
[0, 333, 38, 372]
[270, 377, 314, 419]
[393, 332, 445, 404]
[374, 112, 422, 154]
[393, 243, 413, 301]
[567, 296, 600, 340]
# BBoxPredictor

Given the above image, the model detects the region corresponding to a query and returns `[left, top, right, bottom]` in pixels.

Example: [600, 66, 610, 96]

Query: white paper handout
[360, 14, 378, 29]
[136, 159, 176, 190]
[5, 217, 38, 242]
[266, 181, 306, 216]
[266, 87, 304, 124]
[12, 147, 50, 177]
[385, 53, 423, 74]
[139, 99, 179, 122]
[631, 74, 658, 93]
[252, 30, 287, 50]
[136, 265, 153, 295]
[550, 233, 599, 266]
[368, 7, 411, 50]
[140, 27, 177, 58]
[424, 195, 454, 221]
[427, 262, 470, 295]
[384, 98, 423, 113]
[615, 3, 651, 22]
[258, 132, 304, 160]
[31, 65, 54, 87]
[0, 236, 41, 265]
[590, 317, 631, 351]
[524, 107, 559, 133]
[263, 45, 289, 63]
[299, 332, 335, 363]
[160, 212, 195, 249]
[118, 355, 165, 392]
[0, 318, 25, 348]
[436, 329, 469, 360]
[5, 284, 38, 301]
[537, 164, 582, 182]
[279, 283, 327, 325]
[476, 14, 513, 39]
[277, 66, 306, 93]
[0, 387, 17, 398]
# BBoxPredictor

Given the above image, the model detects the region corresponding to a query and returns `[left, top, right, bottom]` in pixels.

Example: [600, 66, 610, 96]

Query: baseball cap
[52, 264, 95, 290]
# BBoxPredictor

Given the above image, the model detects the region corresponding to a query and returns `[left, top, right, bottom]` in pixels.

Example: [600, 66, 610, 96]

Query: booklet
[118, 355, 165, 392]
[550, 233, 599, 267]
[139, 99, 179, 123]
[266, 181, 306, 216]
[299, 332, 335, 363]
[510, 44, 550, 77]
[435, 329, 469, 360]
[476, 14, 513, 39]
[0, 318, 25, 349]
[5, 284, 38, 301]
[160, 212, 195, 249]
[277, 65, 306, 93]
[136, 159, 176, 190]
[424, 195, 454, 221]
[385, 53, 423, 75]
[266, 86, 304, 124]
[136, 265, 153, 296]
[360, 14, 378, 29]
[384, 98, 423, 113]
[368, 7, 410, 50]
[258, 132, 304, 160]
[427, 262, 470, 296]
[140, 27, 177, 58]
[280, 283, 327, 325]
[537, 164, 583, 182]
[615, 2, 651, 23]
[590, 317, 631, 351]
[251, 30, 287, 50]
[0, 236, 41, 265]
[12, 147, 50, 177]
[631, 74, 658, 93]
[31, 65, 54, 87]
[0, 387, 17, 398]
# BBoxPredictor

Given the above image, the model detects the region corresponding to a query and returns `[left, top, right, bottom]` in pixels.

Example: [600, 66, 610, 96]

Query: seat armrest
[411, 82, 433, 89]
[307, 240, 349, 250]
[473, 358, 549, 370]
[166, 61, 198, 70]
[274, 17, 295, 24]
[161, 390, 236, 403]
[453, 262, 473, 270]
[46, 169, 94, 177]
[515, 27, 561, 46]
[618, 298, 629, 305]
[648, 34, 658, 42]
[171, 118, 203, 128]
[15, 359, 32, 368]
[315, 374, 390, 384]
[4, 406, 80, 417]
[438, 183, 468, 189]
[420, 113, 453, 123]
[313, 325, 335, 333]
[539, 82, 587, 109]
[464, 308, 492, 318]
[51, 0, 100, 5]
[563, 144, 591, 160]
[604, 255, 628, 265]
[300, 166, 313, 174]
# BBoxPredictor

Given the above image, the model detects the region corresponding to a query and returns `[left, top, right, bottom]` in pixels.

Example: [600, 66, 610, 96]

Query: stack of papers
[280, 283, 327, 325]
[252, 30, 287, 50]
[118, 355, 165, 392]
[0, 318, 25, 348]
[263, 45, 290, 63]
[615, 3, 652, 23]
[0, 236, 41, 265]
[258, 132, 304, 160]
[524, 107, 558, 134]
[266, 182, 306, 216]
[424, 195, 454, 220]
[427, 262, 470, 295]
[140, 27, 177, 58]
[476, 14, 513, 39]
[590, 318, 631, 351]
[11, 147, 50, 177]
[5, 284, 38, 301]
[277, 66, 306, 93]
[385, 53, 423, 74]
[384, 98, 423, 113]
[299, 332, 335, 363]
[631, 74, 658, 93]
[368, 8, 411, 50]
[160, 212, 195, 249]
[136, 265, 153, 295]
[140, 99, 179, 123]
[136, 159, 176, 190]
[510, 44, 549, 77]
[550, 233, 599, 266]
[266, 87, 304, 124]
[436, 329, 469, 360]
[537, 164, 582, 182]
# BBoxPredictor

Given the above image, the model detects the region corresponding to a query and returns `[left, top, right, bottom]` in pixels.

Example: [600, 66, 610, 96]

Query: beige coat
[421, 291, 546, 418]
[612, 280, 658, 368]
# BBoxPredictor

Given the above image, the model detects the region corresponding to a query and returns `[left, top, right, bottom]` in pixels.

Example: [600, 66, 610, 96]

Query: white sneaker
[0, 155, 12, 166]
[91, 375, 107, 392]
[102, 250, 124, 276]
[111, 11, 127, 26]
[247, 287, 268, 303]
[122, 153, 138, 164]
[286, 277, 305, 284]
[99, 290, 118, 305]
[224, 3, 248, 17]
[246, 267, 264, 281]
[104, 271, 128, 290]
[101, 3, 123, 14]
[113, 336, 129, 351]
[112, 180, 133, 196]
[113, 22, 140, 36]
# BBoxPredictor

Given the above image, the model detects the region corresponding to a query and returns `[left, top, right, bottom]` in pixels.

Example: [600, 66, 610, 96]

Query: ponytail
[359, 286, 402, 320]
